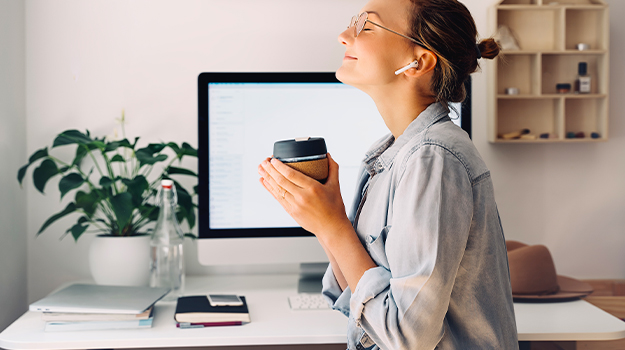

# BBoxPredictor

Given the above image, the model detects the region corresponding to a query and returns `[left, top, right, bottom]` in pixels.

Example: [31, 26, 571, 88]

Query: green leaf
[193, 185, 199, 195]
[147, 143, 166, 153]
[59, 173, 85, 199]
[171, 180, 194, 228]
[166, 166, 197, 177]
[121, 176, 149, 206]
[89, 140, 106, 150]
[184, 204, 196, 229]
[66, 216, 90, 241]
[72, 145, 88, 166]
[99, 176, 113, 188]
[109, 193, 134, 231]
[131, 137, 140, 149]
[182, 142, 197, 157]
[53, 130, 92, 148]
[104, 139, 132, 152]
[110, 154, 125, 163]
[135, 148, 167, 167]
[17, 147, 49, 185]
[37, 202, 77, 235]
[139, 204, 159, 222]
[184, 233, 197, 240]
[33, 159, 59, 193]
[75, 190, 100, 217]
[166, 142, 182, 157]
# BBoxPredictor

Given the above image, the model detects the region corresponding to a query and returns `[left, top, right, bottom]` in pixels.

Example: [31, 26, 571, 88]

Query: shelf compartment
[565, 8, 608, 50]
[541, 54, 603, 94]
[564, 97, 607, 140]
[498, 8, 564, 51]
[498, 54, 540, 95]
[496, 98, 562, 140]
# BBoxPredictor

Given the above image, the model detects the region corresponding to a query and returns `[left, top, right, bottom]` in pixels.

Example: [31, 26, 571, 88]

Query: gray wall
[13, 0, 625, 305]
[0, 0, 27, 332]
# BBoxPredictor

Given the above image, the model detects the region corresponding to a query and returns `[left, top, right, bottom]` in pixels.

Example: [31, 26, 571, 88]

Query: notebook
[30, 284, 170, 314]
[175, 296, 250, 323]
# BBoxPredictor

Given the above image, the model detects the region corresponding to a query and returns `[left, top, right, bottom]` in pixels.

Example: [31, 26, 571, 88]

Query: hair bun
[478, 38, 501, 60]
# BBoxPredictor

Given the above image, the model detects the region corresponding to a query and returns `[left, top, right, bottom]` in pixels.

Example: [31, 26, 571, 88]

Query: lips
[344, 54, 357, 60]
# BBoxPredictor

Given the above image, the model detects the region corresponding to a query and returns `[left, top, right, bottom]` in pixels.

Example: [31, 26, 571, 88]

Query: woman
[258, 0, 518, 349]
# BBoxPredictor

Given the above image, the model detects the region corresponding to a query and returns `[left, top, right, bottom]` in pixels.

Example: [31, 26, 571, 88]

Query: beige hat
[506, 241, 593, 301]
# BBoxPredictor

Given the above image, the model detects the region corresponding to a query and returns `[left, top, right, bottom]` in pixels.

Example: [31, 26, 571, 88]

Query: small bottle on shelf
[575, 62, 591, 94]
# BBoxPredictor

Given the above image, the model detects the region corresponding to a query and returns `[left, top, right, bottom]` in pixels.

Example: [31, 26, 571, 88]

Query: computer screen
[197, 73, 471, 262]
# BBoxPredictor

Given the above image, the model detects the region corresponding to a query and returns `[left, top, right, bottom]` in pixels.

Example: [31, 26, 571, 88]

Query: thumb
[326, 153, 339, 184]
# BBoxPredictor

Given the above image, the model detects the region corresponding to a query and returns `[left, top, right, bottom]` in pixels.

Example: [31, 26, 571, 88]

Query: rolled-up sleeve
[322, 263, 352, 317]
[350, 144, 474, 350]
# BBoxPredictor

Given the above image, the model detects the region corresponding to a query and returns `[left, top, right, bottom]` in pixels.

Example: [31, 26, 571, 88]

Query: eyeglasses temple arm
[367, 20, 425, 47]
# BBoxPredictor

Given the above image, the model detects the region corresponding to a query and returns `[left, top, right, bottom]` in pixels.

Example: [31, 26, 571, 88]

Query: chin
[335, 66, 362, 88]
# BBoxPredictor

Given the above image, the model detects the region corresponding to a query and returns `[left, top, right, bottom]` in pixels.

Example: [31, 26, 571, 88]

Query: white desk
[1, 275, 625, 350]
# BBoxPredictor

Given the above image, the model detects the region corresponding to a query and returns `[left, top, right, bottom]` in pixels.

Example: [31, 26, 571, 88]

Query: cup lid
[273, 137, 327, 159]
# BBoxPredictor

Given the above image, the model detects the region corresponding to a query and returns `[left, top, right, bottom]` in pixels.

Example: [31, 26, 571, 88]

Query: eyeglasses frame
[349, 12, 426, 48]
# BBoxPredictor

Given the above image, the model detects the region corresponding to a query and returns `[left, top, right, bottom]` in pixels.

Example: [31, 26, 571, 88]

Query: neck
[363, 82, 436, 139]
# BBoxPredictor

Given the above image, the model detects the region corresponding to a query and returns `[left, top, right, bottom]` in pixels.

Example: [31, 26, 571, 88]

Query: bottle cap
[578, 62, 588, 75]
[273, 137, 327, 160]
[161, 179, 173, 189]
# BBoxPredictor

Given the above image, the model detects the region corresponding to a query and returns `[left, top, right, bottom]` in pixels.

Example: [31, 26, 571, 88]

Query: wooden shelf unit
[488, 0, 609, 143]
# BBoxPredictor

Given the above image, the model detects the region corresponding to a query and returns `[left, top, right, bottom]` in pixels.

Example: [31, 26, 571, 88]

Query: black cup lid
[273, 137, 327, 159]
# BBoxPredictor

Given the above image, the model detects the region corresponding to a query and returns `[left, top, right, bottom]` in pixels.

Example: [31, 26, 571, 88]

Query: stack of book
[42, 307, 154, 332]
[29, 283, 170, 332]
[175, 295, 250, 328]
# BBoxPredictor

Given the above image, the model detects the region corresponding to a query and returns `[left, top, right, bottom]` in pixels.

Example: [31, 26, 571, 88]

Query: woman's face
[336, 0, 417, 89]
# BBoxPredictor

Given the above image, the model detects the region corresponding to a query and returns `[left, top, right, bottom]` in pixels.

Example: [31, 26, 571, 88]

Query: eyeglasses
[348, 12, 425, 48]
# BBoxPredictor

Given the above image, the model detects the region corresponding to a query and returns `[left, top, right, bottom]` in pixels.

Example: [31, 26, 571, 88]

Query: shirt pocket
[366, 225, 390, 269]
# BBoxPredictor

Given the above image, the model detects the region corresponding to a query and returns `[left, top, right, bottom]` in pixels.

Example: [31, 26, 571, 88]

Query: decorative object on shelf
[489, 0, 609, 143]
[566, 132, 576, 139]
[504, 87, 519, 95]
[556, 83, 571, 94]
[591, 132, 601, 139]
[495, 25, 520, 51]
[575, 62, 591, 94]
[500, 129, 531, 140]
[17, 111, 198, 285]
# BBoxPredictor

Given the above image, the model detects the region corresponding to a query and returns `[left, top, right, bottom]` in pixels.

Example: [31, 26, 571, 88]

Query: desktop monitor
[197, 72, 471, 267]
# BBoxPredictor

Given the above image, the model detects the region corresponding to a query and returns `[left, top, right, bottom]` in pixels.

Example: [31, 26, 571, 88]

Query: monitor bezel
[198, 72, 472, 239]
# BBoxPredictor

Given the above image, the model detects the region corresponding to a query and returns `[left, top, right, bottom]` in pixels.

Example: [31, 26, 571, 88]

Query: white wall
[0, 0, 27, 331]
[22, 0, 625, 303]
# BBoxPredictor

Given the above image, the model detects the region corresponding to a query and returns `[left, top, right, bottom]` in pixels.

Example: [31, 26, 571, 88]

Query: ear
[404, 49, 437, 77]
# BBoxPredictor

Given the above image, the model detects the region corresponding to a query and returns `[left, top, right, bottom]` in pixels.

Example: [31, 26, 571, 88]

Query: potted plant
[17, 113, 198, 286]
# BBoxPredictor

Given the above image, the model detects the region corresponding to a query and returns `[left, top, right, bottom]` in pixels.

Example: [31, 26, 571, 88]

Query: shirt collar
[362, 102, 450, 175]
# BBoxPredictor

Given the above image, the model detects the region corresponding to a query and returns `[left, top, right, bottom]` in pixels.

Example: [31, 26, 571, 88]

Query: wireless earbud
[394, 60, 419, 75]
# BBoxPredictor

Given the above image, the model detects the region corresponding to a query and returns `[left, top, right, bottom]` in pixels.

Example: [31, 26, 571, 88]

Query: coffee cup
[273, 137, 328, 183]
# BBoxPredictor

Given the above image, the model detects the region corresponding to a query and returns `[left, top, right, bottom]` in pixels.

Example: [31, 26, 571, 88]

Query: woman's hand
[258, 153, 352, 241]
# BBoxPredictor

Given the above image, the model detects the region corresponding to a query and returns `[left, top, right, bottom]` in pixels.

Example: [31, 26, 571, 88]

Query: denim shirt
[322, 103, 518, 350]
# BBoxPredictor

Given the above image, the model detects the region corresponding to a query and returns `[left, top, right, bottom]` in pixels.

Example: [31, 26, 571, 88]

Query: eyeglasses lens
[356, 13, 367, 37]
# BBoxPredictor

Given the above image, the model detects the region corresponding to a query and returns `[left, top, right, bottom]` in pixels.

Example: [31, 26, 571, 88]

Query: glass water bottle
[150, 179, 185, 301]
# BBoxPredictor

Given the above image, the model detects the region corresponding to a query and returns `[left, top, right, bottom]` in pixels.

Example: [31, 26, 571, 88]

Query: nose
[338, 27, 353, 46]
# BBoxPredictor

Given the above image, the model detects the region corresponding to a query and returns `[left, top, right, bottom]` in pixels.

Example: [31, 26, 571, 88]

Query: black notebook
[175, 296, 250, 323]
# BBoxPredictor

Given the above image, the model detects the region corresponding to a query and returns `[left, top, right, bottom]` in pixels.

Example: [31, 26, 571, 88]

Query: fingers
[327, 153, 340, 185]
[258, 158, 298, 199]
[268, 158, 311, 189]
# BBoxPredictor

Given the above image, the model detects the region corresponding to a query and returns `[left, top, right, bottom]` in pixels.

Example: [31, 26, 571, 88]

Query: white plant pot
[89, 234, 151, 286]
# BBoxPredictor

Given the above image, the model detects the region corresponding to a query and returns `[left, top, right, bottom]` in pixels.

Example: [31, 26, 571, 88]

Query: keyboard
[288, 293, 330, 310]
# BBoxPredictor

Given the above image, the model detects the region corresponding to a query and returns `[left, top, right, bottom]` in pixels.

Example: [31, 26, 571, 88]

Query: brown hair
[408, 0, 500, 105]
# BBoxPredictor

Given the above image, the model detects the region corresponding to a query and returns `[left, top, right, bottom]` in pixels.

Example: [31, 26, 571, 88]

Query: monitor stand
[297, 262, 329, 293]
